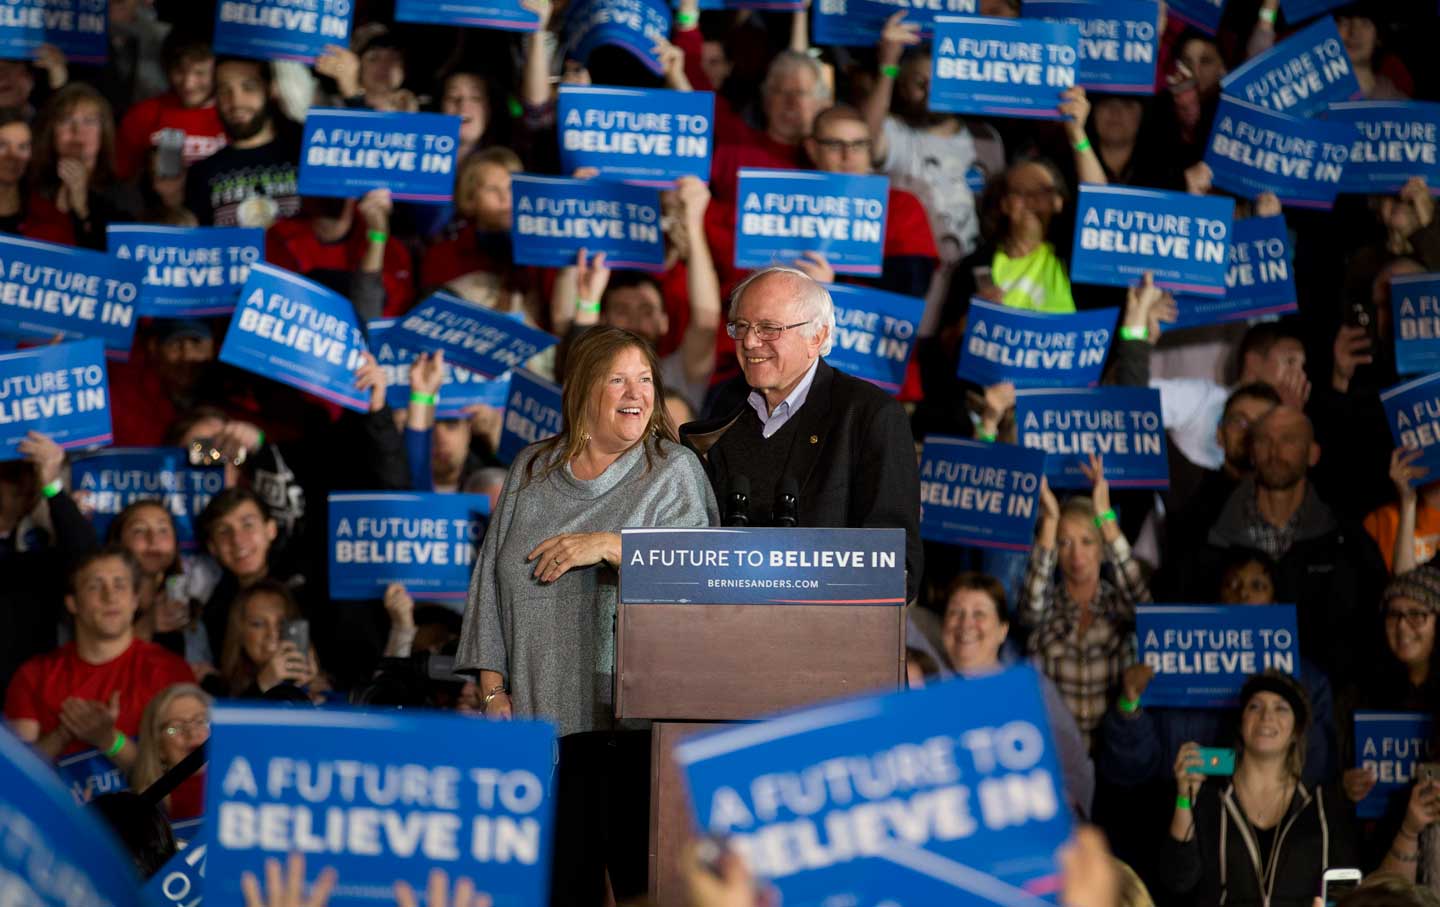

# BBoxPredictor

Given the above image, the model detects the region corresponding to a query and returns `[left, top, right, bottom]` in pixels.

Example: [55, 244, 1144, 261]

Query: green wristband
[1094, 508, 1117, 528]
[410, 391, 438, 406]
[577, 298, 601, 315]
[1118, 695, 1139, 713]
[1073, 136, 1093, 153]
[676, 9, 698, 25]
[1119, 325, 1149, 341]
[366, 230, 388, 245]
[1176, 795, 1192, 811]
[41, 478, 62, 499]
[880, 63, 900, 79]
[976, 430, 997, 443]
[105, 732, 126, 758]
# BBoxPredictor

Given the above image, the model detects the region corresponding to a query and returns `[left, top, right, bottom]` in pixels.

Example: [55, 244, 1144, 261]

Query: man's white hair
[761, 50, 832, 102]
[729, 266, 835, 356]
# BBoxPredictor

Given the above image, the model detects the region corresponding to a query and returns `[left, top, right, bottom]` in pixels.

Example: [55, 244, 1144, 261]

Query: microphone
[774, 477, 799, 527]
[725, 475, 751, 527]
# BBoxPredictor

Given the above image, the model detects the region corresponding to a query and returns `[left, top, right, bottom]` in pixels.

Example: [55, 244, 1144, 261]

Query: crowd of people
[4, 0, 1440, 904]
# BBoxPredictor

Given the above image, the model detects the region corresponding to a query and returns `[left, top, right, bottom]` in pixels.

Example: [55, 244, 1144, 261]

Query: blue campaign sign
[170, 818, 204, 849]
[299, 109, 462, 203]
[562, 0, 670, 76]
[919, 436, 1045, 551]
[734, 169, 889, 276]
[1166, 0, 1224, 34]
[1393, 273, 1440, 376]
[329, 492, 489, 601]
[369, 319, 511, 417]
[212, 0, 351, 63]
[1171, 215, 1297, 329]
[511, 174, 665, 270]
[0, 0, 107, 64]
[1023, 0, 1160, 95]
[1280, 0, 1346, 20]
[142, 843, 207, 907]
[109, 225, 264, 317]
[1015, 386, 1168, 489]
[1205, 95, 1357, 210]
[930, 16, 1080, 119]
[383, 292, 558, 380]
[1220, 17, 1359, 118]
[394, 0, 540, 29]
[56, 748, 128, 805]
[1327, 101, 1440, 195]
[218, 263, 370, 412]
[0, 724, 141, 907]
[620, 527, 907, 605]
[69, 448, 224, 550]
[497, 368, 562, 464]
[1137, 605, 1301, 708]
[0, 234, 142, 354]
[955, 299, 1116, 388]
[1383, 373, 1440, 484]
[206, 705, 557, 907]
[0, 339, 111, 461]
[812, 0, 975, 47]
[1071, 185, 1234, 296]
[1354, 712, 1434, 820]
[824, 283, 923, 394]
[674, 665, 1072, 905]
[558, 86, 714, 186]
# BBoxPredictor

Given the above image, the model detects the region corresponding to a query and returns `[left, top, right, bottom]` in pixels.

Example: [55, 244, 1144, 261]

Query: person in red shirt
[4, 546, 194, 769]
[114, 32, 226, 183]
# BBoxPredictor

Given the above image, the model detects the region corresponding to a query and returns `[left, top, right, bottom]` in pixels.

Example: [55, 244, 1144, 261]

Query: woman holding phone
[1159, 671, 1356, 906]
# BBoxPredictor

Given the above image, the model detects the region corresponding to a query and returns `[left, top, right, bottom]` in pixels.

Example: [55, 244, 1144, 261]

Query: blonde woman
[130, 683, 211, 820]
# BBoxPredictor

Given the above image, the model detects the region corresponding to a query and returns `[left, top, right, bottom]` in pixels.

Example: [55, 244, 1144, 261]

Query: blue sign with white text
[812, 0, 975, 47]
[930, 16, 1080, 119]
[0, 0, 107, 63]
[1023, 0, 1160, 95]
[1205, 95, 1357, 210]
[0, 724, 140, 907]
[212, 0, 352, 62]
[511, 174, 665, 270]
[620, 527, 907, 605]
[498, 368, 562, 464]
[1137, 605, 1301, 708]
[206, 705, 557, 907]
[369, 319, 511, 417]
[1383, 373, 1440, 484]
[1071, 185, 1234, 296]
[955, 299, 1116, 388]
[328, 492, 490, 601]
[1016, 386, 1169, 489]
[1220, 16, 1358, 118]
[824, 283, 923, 393]
[1393, 273, 1440, 376]
[1327, 100, 1440, 194]
[1172, 215, 1297, 329]
[734, 169, 889, 275]
[562, 0, 670, 75]
[0, 339, 111, 461]
[142, 843, 207, 907]
[109, 224, 264, 317]
[70, 448, 224, 549]
[384, 292, 558, 379]
[0, 234, 142, 354]
[919, 436, 1046, 551]
[300, 109, 461, 202]
[1165, 0, 1223, 34]
[218, 263, 370, 412]
[674, 666, 1072, 906]
[56, 748, 127, 805]
[558, 86, 714, 186]
[394, 0, 540, 29]
[1355, 711, 1434, 820]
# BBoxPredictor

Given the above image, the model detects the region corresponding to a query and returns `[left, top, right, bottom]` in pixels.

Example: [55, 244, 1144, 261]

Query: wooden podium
[614, 528, 908, 905]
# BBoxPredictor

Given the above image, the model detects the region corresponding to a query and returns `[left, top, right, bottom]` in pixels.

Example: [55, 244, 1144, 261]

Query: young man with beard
[183, 57, 299, 228]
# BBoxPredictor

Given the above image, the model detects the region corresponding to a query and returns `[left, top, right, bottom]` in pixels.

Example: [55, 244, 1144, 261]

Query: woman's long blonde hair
[129, 683, 212, 793]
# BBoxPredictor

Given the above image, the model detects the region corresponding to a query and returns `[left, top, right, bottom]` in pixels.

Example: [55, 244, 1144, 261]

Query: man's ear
[64, 594, 77, 617]
[265, 519, 278, 544]
[1309, 440, 1321, 469]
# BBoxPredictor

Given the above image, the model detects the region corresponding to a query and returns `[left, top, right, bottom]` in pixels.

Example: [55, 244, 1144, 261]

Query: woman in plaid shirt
[1019, 453, 1150, 746]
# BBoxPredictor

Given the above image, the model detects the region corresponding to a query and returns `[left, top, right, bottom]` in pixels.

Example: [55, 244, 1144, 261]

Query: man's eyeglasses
[162, 716, 210, 737]
[814, 137, 871, 155]
[1384, 609, 1435, 629]
[726, 320, 812, 342]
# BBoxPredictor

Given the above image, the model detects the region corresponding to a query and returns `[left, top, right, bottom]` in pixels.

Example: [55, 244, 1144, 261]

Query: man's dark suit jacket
[680, 358, 924, 602]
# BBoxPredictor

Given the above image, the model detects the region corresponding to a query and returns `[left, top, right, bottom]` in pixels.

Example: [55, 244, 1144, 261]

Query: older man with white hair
[680, 266, 923, 600]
